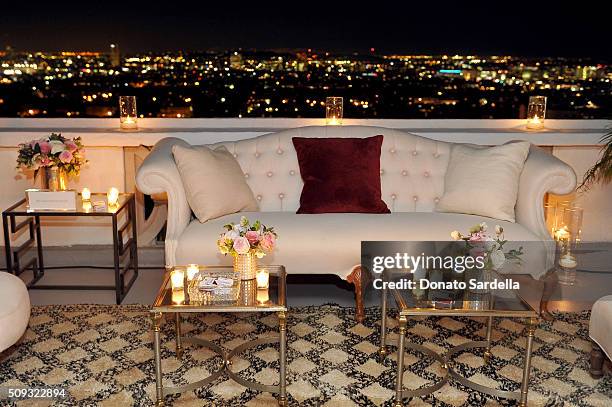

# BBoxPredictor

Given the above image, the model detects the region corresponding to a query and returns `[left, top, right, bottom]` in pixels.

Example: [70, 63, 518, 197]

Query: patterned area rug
[0, 304, 611, 406]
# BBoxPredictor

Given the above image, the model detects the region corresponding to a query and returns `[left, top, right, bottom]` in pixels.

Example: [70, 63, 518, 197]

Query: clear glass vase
[234, 252, 257, 280]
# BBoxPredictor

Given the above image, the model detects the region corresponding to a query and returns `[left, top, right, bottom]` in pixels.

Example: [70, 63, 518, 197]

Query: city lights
[0, 50, 609, 120]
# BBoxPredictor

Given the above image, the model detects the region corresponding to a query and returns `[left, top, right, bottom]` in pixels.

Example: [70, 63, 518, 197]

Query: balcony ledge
[0, 118, 608, 147]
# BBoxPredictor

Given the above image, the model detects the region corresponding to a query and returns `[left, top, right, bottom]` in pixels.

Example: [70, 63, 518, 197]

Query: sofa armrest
[516, 145, 577, 240]
[136, 137, 192, 266]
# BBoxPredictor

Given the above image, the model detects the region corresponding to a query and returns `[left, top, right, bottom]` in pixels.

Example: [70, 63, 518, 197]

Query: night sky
[1, 0, 609, 58]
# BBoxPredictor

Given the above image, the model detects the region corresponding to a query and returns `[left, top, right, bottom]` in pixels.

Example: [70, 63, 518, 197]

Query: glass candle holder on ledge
[526, 96, 547, 130]
[325, 96, 343, 125]
[119, 96, 138, 130]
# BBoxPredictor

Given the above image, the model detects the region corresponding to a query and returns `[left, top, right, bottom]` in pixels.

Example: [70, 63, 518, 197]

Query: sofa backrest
[208, 125, 451, 213]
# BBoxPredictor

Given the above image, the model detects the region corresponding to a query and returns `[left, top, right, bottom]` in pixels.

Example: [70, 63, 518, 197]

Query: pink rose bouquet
[217, 216, 277, 258]
[450, 222, 522, 271]
[16, 133, 87, 178]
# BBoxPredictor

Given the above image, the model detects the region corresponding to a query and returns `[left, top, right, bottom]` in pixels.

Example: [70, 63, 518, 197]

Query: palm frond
[578, 130, 612, 191]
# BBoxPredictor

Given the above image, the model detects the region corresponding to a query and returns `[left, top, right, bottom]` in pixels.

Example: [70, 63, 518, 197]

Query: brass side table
[379, 271, 538, 407]
[151, 265, 288, 406]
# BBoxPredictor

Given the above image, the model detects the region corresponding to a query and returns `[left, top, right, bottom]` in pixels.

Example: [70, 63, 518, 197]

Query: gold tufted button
[412, 150, 418, 156]
[278, 193, 285, 199]
[389, 148, 396, 154]
[424, 171, 430, 178]
[413, 195, 418, 201]
[277, 148, 283, 155]
[433, 152, 440, 158]
[233, 153, 238, 158]
[391, 194, 397, 200]
[380, 169, 385, 175]
[434, 197, 440, 203]
[256, 195, 262, 201]
[401, 170, 408, 176]
[244, 173, 249, 179]
[254, 152, 261, 158]
[267, 171, 273, 177]
[289, 170, 296, 176]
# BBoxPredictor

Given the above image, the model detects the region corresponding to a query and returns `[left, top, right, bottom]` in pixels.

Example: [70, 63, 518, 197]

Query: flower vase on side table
[234, 252, 257, 280]
[40, 167, 68, 191]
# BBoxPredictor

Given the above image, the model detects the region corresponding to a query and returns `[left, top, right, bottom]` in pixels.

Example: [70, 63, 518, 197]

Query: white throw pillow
[172, 144, 258, 223]
[436, 141, 531, 222]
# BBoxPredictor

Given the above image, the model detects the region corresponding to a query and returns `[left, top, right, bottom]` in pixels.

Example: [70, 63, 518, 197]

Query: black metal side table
[2, 193, 139, 304]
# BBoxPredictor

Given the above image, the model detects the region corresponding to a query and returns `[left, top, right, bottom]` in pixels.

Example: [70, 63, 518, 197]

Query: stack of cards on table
[92, 200, 107, 212]
[199, 276, 234, 295]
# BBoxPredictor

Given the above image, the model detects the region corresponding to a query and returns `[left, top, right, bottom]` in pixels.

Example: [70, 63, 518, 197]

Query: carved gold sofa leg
[347, 266, 367, 323]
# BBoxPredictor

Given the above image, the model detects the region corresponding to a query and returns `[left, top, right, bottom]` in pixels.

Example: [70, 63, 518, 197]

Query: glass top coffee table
[150, 264, 287, 406]
[378, 270, 538, 407]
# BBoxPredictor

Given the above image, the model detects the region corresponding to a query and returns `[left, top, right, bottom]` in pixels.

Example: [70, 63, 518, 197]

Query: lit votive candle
[172, 289, 185, 305]
[526, 115, 543, 130]
[121, 116, 138, 129]
[82, 200, 92, 212]
[186, 264, 199, 281]
[554, 227, 570, 241]
[107, 187, 119, 206]
[559, 254, 577, 269]
[81, 187, 91, 201]
[257, 289, 269, 304]
[170, 269, 185, 290]
[256, 269, 269, 289]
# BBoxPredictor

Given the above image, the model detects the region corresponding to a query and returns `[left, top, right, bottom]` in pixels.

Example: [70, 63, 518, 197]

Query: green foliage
[579, 130, 612, 191]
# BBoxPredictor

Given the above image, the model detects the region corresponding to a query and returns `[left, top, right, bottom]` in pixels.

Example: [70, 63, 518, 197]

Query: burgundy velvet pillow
[292, 135, 390, 214]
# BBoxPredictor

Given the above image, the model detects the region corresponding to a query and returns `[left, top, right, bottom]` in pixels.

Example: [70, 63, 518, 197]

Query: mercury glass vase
[234, 252, 257, 280]
[41, 167, 68, 191]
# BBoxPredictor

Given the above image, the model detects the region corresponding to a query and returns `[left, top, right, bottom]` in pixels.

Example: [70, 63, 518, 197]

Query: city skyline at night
[0, 47, 610, 119]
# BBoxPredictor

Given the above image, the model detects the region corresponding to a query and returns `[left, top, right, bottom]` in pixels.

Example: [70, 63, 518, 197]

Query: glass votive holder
[107, 187, 119, 206]
[325, 96, 343, 125]
[526, 96, 547, 130]
[257, 289, 270, 304]
[119, 96, 138, 130]
[172, 289, 185, 305]
[81, 187, 91, 201]
[256, 269, 269, 289]
[170, 269, 185, 290]
[82, 200, 92, 213]
[186, 264, 199, 281]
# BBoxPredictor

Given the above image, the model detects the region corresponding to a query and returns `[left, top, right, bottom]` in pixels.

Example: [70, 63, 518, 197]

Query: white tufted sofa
[137, 126, 576, 318]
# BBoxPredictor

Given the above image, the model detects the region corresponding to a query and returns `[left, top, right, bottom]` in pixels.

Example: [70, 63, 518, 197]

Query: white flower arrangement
[450, 222, 523, 271]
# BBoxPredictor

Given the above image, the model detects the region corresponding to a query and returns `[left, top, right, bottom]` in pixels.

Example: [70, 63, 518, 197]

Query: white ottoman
[0, 273, 31, 352]
[589, 295, 612, 378]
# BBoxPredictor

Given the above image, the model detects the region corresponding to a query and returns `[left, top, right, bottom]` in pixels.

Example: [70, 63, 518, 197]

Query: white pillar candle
[81, 187, 91, 201]
[256, 269, 269, 289]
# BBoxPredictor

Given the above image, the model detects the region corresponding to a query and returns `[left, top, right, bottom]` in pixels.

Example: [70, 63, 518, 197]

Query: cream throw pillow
[172, 144, 258, 223]
[436, 141, 531, 222]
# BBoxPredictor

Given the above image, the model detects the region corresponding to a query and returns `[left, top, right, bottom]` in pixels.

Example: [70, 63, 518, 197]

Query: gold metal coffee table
[150, 265, 287, 406]
[379, 271, 538, 407]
